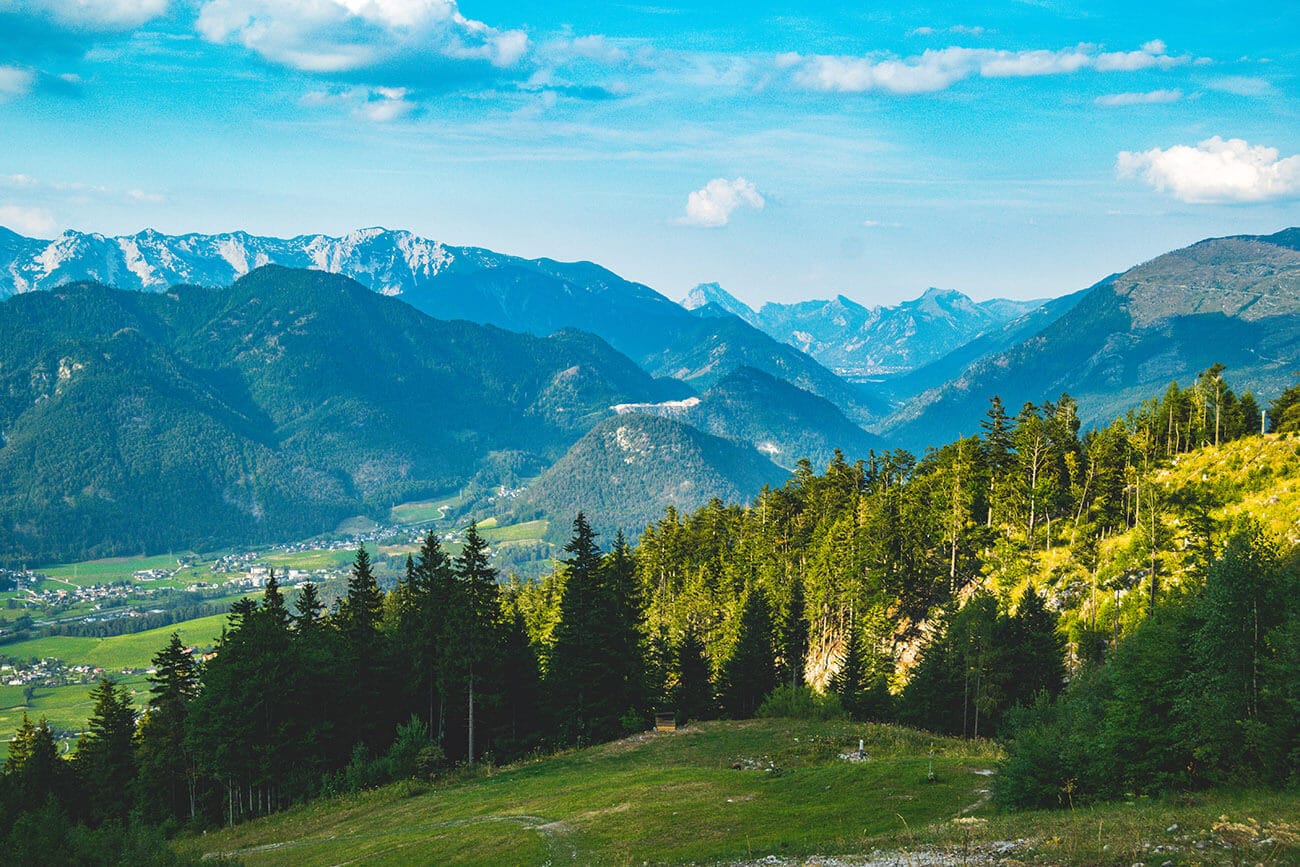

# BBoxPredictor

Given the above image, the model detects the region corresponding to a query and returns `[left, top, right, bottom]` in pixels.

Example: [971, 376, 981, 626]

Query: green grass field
[40, 553, 201, 586]
[177, 719, 1003, 865]
[0, 611, 231, 672]
[0, 612, 235, 737]
[480, 519, 548, 544]
[0, 676, 148, 738]
[389, 495, 460, 525]
[260, 548, 358, 571]
[173, 717, 1300, 866]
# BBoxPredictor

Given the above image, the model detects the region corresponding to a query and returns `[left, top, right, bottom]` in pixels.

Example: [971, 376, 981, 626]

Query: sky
[1, 1, 1298, 308]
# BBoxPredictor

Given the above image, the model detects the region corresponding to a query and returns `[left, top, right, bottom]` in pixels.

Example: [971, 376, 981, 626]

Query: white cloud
[126, 188, 166, 204]
[909, 24, 987, 37]
[0, 203, 56, 236]
[301, 85, 415, 121]
[1, 0, 169, 30]
[0, 65, 35, 100]
[1207, 76, 1272, 97]
[1117, 136, 1300, 204]
[678, 177, 764, 228]
[564, 34, 628, 65]
[1095, 88, 1181, 107]
[195, 0, 528, 76]
[785, 40, 1185, 94]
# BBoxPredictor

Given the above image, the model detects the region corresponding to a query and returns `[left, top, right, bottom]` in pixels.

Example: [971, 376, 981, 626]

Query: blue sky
[2, 1, 1298, 306]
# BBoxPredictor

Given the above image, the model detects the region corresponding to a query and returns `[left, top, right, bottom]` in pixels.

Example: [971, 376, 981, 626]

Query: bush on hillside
[757, 685, 845, 721]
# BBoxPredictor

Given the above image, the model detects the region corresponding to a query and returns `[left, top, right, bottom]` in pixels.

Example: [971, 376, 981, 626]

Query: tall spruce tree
[3, 714, 67, 809]
[335, 546, 390, 748]
[451, 522, 500, 764]
[782, 578, 809, 688]
[547, 513, 611, 743]
[721, 587, 777, 718]
[75, 676, 136, 825]
[136, 632, 201, 822]
[675, 623, 715, 723]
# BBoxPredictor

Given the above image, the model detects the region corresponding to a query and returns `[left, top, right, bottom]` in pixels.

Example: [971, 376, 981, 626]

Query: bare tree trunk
[467, 667, 476, 765]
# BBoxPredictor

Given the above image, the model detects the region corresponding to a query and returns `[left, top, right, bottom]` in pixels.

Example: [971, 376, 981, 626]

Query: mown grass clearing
[177, 719, 1002, 865]
[389, 496, 460, 525]
[260, 548, 357, 571]
[480, 519, 548, 544]
[174, 717, 1300, 865]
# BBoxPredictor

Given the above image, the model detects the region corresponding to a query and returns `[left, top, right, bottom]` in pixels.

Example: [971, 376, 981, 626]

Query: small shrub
[757, 685, 845, 721]
[620, 708, 647, 734]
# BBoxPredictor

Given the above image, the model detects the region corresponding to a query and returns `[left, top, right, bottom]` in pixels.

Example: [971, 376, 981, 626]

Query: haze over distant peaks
[681, 280, 1044, 377]
[880, 227, 1300, 448]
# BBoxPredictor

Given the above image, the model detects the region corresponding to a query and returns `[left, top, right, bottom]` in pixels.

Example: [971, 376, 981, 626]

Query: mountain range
[0, 267, 702, 562]
[0, 226, 886, 425]
[3, 224, 1300, 562]
[880, 229, 1300, 447]
[682, 282, 1043, 377]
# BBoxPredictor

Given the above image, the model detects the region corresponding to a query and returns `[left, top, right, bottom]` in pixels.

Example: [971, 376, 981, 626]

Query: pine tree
[293, 581, 325, 631]
[1189, 522, 1292, 783]
[721, 587, 777, 718]
[675, 623, 715, 723]
[4, 714, 66, 807]
[604, 531, 649, 730]
[547, 513, 609, 743]
[1006, 585, 1065, 709]
[781, 578, 809, 688]
[496, 602, 542, 755]
[832, 617, 866, 717]
[136, 633, 200, 822]
[75, 676, 136, 825]
[451, 522, 500, 763]
[335, 545, 390, 749]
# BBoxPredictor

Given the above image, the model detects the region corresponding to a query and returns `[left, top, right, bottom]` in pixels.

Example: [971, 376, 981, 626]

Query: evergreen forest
[3, 365, 1300, 861]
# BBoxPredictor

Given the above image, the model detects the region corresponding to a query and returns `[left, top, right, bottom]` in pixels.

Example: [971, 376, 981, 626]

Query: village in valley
[0, 496, 550, 745]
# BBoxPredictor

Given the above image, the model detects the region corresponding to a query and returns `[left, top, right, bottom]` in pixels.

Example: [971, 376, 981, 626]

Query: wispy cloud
[0, 65, 35, 100]
[1095, 88, 1181, 107]
[5, 0, 170, 31]
[1206, 75, 1273, 97]
[0, 171, 166, 208]
[677, 177, 764, 228]
[195, 0, 528, 78]
[1117, 136, 1300, 204]
[302, 86, 417, 122]
[0, 203, 57, 236]
[782, 40, 1186, 95]
[909, 25, 988, 38]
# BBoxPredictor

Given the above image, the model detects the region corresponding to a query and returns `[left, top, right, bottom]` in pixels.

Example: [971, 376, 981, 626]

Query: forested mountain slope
[0, 226, 884, 426]
[882, 229, 1300, 447]
[0, 267, 684, 563]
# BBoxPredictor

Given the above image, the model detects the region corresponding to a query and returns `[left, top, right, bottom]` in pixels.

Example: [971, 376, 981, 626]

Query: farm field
[388, 495, 461, 525]
[0, 611, 231, 671]
[37, 551, 217, 591]
[0, 675, 148, 738]
[0, 612, 234, 736]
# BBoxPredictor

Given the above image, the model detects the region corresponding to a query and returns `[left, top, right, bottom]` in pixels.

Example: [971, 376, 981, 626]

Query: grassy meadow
[179, 719, 1002, 865]
[174, 717, 1300, 865]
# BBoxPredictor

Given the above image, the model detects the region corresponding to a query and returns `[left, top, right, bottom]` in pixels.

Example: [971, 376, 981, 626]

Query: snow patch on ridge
[611, 397, 700, 416]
